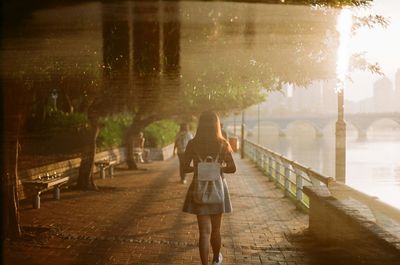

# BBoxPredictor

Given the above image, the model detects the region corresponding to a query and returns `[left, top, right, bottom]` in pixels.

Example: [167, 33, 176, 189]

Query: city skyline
[250, 68, 400, 116]
[344, 0, 400, 102]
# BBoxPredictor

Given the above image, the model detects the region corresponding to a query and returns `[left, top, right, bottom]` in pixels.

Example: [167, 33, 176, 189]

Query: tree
[1, 0, 385, 238]
[2, 75, 34, 239]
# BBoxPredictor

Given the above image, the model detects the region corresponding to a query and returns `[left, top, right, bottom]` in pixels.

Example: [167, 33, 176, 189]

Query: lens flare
[336, 8, 353, 93]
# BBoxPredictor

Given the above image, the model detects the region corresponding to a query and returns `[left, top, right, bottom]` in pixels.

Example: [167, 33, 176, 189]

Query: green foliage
[44, 110, 87, 129]
[144, 120, 179, 148]
[98, 113, 133, 148]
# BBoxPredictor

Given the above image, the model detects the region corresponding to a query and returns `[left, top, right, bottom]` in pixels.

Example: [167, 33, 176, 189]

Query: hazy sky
[345, 0, 400, 101]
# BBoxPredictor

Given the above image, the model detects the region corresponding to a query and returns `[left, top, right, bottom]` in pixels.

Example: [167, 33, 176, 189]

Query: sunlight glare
[336, 8, 353, 93]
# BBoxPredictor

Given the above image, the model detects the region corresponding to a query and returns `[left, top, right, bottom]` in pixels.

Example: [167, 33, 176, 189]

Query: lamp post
[51, 89, 58, 110]
[241, 110, 245, 159]
[257, 103, 260, 144]
[335, 89, 346, 182]
[233, 113, 237, 136]
[334, 8, 351, 183]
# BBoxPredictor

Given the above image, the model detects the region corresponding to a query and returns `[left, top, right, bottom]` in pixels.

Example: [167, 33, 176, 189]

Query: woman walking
[182, 111, 236, 265]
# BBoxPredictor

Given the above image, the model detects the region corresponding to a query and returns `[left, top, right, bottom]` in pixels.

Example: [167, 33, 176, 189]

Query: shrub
[144, 120, 179, 148]
[98, 113, 133, 148]
[44, 110, 88, 129]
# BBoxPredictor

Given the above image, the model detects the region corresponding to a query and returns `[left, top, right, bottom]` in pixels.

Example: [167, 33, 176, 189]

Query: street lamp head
[51, 89, 58, 99]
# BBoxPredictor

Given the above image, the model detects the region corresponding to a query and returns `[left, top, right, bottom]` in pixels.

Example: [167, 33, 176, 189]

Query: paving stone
[4, 155, 395, 264]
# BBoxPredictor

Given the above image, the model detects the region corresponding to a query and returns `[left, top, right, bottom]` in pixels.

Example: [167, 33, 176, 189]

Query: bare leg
[210, 214, 223, 262]
[197, 215, 211, 265]
[178, 153, 186, 182]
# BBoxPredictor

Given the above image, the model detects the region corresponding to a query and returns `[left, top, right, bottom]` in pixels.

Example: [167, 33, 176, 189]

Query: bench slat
[22, 176, 70, 189]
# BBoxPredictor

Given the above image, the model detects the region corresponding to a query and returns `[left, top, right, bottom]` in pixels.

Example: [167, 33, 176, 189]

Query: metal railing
[243, 139, 400, 238]
[243, 139, 334, 210]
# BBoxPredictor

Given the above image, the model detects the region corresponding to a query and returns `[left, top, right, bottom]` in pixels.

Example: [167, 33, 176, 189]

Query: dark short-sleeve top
[182, 139, 236, 176]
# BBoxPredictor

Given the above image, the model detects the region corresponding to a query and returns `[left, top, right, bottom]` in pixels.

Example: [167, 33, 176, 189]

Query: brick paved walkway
[3, 155, 383, 265]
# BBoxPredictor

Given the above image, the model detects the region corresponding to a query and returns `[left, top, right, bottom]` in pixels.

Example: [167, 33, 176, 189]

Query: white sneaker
[212, 253, 223, 265]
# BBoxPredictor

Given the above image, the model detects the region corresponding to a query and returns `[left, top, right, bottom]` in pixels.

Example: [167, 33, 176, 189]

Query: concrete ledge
[304, 184, 400, 260]
[148, 143, 174, 161]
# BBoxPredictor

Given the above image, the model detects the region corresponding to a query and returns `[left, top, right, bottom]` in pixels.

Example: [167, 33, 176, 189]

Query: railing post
[248, 145, 251, 160]
[241, 111, 245, 159]
[247, 143, 251, 160]
[275, 160, 281, 187]
[294, 168, 304, 205]
[261, 153, 266, 172]
[284, 163, 290, 196]
[256, 148, 261, 168]
[264, 154, 268, 175]
[242, 139, 334, 211]
[268, 157, 274, 181]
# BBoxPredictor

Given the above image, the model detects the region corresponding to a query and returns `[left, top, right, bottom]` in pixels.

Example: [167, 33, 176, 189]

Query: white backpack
[192, 146, 224, 204]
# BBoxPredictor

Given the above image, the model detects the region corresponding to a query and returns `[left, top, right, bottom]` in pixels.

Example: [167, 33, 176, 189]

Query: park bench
[22, 174, 70, 209]
[95, 159, 117, 179]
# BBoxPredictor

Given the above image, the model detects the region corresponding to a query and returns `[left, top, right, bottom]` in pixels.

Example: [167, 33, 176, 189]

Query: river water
[246, 126, 400, 209]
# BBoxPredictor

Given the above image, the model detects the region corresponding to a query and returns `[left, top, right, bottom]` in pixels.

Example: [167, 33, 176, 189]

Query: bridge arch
[345, 122, 366, 140]
[368, 117, 400, 127]
[284, 120, 324, 137]
[224, 112, 400, 139]
[249, 121, 285, 137]
[348, 117, 400, 140]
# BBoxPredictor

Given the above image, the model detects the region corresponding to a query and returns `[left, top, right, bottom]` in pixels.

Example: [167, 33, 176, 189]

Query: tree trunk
[2, 118, 22, 239]
[125, 126, 139, 170]
[63, 90, 74, 114]
[76, 119, 100, 190]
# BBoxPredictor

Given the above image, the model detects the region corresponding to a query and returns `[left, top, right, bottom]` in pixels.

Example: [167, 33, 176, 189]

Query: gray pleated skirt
[182, 177, 232, 215]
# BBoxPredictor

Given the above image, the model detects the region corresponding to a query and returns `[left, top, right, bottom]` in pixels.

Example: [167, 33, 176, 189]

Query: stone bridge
[224, 112, 400, 139]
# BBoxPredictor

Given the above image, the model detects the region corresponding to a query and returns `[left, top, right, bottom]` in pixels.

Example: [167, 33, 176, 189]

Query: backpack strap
[195, 152, 204, 162]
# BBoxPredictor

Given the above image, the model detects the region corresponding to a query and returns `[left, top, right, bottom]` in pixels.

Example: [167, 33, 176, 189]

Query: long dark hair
[193, 111, 232, 152]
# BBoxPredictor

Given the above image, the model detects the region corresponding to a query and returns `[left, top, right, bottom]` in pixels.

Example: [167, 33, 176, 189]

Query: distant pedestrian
[133, 131, 150, 163]
[182, 111, 236, 265]
[173, 123, 193, 184]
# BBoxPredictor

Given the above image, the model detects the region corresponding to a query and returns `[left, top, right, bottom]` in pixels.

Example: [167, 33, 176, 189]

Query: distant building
[258, 79, 339, 116]
[373, 77, 394, 112]
[290, 80, 337, 114]
[257, 74, 400, 116]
